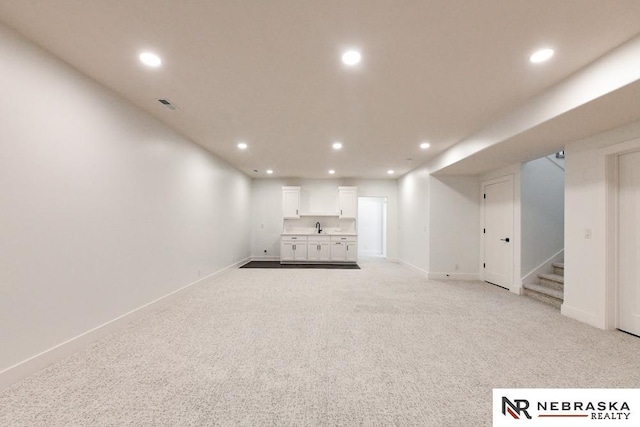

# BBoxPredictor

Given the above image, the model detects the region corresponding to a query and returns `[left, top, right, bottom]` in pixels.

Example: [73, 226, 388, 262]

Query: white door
[618, 150, 640, 335]
[282, 187, 300, 219]
[307, 243, 319, 261]
[293, 242, 307, 261]
[346, 242, 357, 262]
[483, 178, 514, 289]
[318, 242, 331, 261]
[281, 242, 295, 261]
[338, 187, 357, 218]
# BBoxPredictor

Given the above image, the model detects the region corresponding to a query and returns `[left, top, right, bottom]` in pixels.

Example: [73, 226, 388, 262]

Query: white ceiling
[1, 1, 640, 179]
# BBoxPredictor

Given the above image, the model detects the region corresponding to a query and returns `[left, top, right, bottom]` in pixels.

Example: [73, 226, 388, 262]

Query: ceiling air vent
[158, 99, 179, 110]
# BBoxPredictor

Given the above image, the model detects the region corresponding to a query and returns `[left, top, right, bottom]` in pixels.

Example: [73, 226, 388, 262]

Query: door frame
[481, 174, 519, 293]
[602, 137, 640, 330]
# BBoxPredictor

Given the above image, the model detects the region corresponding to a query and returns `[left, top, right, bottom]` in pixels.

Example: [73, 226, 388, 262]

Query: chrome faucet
[315, 222, 322, 234]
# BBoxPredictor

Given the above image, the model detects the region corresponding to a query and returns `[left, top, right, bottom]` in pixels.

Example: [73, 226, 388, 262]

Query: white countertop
[281, 231, 357, 236]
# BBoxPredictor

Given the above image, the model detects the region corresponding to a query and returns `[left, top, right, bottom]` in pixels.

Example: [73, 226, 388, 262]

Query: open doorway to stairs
[357, 197, 387, 258]
[520, 152, 565, 308]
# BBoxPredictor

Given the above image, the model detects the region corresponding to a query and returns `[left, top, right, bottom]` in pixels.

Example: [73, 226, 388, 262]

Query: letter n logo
[502, 397, 532, 419]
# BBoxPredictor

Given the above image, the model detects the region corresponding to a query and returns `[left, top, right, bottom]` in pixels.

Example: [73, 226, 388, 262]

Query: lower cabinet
[308, 236, 331, 261]
[280, 236, 307, 261]
[330, 236, 357, 262]
[281, 234, 357, 263]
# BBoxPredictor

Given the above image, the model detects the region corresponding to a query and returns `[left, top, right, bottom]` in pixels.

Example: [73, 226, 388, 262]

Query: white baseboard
[428, 272, 480, 281]
[561, 303, 604, 330]
[521, 249, 564, 285]
[397, 259, 429, 277]
[0, 257, 250, 391]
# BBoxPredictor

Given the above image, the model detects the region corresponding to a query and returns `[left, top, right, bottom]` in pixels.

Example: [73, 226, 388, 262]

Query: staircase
[522, 263, 564, 308]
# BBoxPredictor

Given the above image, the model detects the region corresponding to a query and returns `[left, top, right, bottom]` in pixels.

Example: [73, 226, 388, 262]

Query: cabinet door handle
[341, 209, 343, 215]
[296, 209, 298, 215]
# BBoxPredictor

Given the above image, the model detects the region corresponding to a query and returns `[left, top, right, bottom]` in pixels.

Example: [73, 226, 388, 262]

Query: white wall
[397, 166, 430, 273]
[251, 178, 398, 259]
[521, 157, 565, 276]
[428, 175, 480, 279]
[563, 119, 640, 329]
[0, 24, 251, 380]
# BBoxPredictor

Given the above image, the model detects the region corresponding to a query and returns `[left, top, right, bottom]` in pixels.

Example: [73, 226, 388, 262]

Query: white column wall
[563, 120, 640, 329]
[0, 24, 251, 378]
[428, 175, 480, 280]
[397, 166, 430, 274]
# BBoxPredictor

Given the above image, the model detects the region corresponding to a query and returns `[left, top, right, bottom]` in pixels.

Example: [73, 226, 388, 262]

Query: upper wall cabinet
[338, 186, 357, 219]
[282, 186, 301, 219]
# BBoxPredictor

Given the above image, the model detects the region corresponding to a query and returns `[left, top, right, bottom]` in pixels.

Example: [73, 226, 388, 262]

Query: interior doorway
[357, 197, 387, 258]
[482, 176, 514, 290]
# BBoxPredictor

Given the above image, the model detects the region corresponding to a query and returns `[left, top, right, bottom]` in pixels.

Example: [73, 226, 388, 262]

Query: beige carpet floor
[1, 259, 639, 426]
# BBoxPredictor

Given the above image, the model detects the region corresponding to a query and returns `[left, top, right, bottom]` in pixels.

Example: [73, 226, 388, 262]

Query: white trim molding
[0, 257, 250, 391]
[561, 304, 604, 330]
[397, 259, 429, 278]
[521, 249, 564, 285]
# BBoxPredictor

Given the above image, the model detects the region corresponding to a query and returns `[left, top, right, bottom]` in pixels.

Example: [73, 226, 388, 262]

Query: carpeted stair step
[523, 283, 563, 309]
[552, 262, 564, 276]
[538, 273, 564, 291]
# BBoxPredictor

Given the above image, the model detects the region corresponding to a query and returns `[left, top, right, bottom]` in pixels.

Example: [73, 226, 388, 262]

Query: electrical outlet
[584, 228, 592, 239]
[454, 264, 459, 271]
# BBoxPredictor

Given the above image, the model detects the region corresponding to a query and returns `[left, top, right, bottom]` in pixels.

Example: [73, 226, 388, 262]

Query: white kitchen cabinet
[282, 186, 301, 219]
[338, 186, 357, 219]
[330, 235, 357, 262]
[280, 235, 307, 261]
[307, 236, 331, 261]
[346, 242, 357, 262]
[330, 241, 347, 260]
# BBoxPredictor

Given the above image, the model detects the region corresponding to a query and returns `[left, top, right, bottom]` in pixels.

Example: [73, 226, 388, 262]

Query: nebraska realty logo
[493, 389, 640, 426]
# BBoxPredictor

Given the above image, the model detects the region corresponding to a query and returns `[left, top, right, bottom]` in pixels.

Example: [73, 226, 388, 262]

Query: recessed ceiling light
[237, 142, 248, 150]
[328, 169, 336, 175]
[341, 50, 362, 66]
[420, 142, 430, 149]
[266, 169, 274, 174]
[332, 142, 343, 150]
[387, 170, 395, 175]
[139, 52, 162, 67]
[529, 48, 554, 63]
